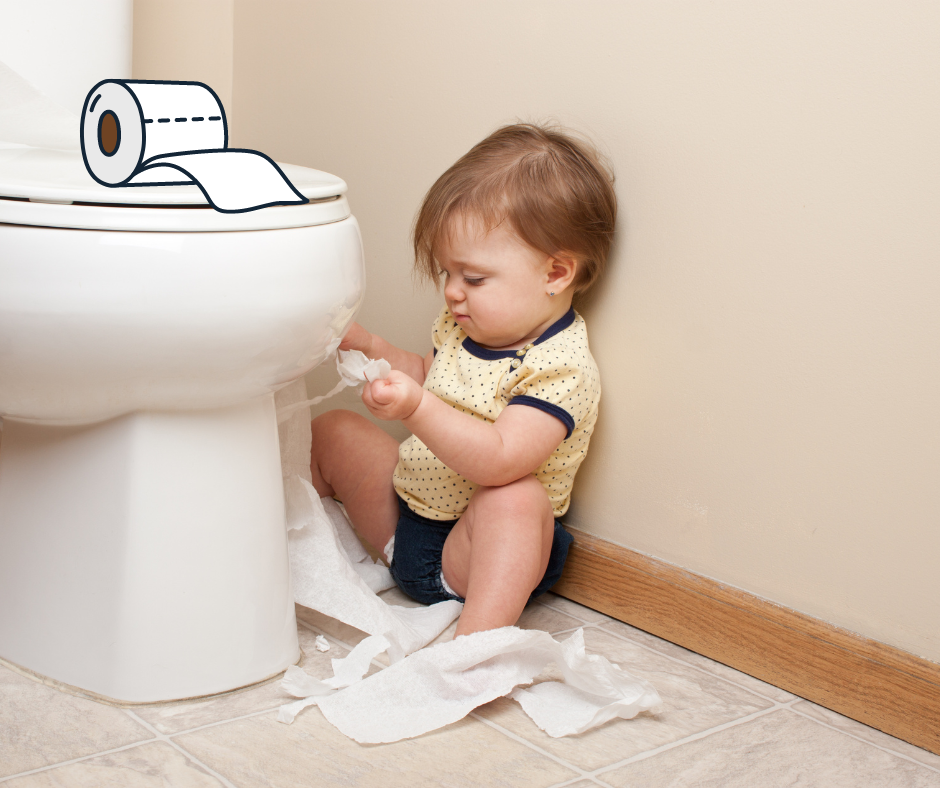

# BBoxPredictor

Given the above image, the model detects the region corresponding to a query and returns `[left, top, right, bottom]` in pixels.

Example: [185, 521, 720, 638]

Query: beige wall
[133, 0, 234, 118]
[137, 0, 940, 663]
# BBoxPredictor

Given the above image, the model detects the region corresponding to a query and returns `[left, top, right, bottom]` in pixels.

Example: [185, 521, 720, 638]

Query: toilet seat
[0, 146, 350, 231]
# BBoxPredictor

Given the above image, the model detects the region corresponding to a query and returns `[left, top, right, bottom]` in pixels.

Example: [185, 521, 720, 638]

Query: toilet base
[0, 395, 300, 702]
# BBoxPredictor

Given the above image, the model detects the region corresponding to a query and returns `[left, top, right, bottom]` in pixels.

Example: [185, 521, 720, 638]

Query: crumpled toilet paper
[279, 627, 664, 743]
[286, 475, 463, 652]
[276, 349, 391, 425]
[273, 347, 663, 743]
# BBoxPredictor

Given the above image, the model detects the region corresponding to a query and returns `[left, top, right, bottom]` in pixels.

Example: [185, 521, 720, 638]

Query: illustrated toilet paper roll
[80, 79, 306, 213]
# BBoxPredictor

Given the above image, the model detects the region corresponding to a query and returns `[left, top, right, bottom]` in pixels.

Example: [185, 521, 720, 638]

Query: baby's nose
[444, 281, 463, 301]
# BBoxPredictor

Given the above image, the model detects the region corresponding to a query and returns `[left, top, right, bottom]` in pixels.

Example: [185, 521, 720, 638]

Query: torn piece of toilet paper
[286, 475, 462, 651]
[314, 635, 330, 653]
[276, 348, 400, 595]
[279, 627, 663, 743]
[278, 476, 662, 742]
[80, 80, 305, 213]
[273, 349, 662, 743]
[276, 349, 390, 425]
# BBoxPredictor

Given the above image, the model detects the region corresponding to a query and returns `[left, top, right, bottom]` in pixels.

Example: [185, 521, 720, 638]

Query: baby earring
[549, 291, 555, 297]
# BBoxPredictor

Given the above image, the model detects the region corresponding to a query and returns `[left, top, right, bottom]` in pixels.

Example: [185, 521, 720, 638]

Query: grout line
[546, 622, 604, 638]
[787, 705, 940, 774]
[544, 777, 610, 788]
[468, 711, 592, 781]
[162, 705, 285, 738]
[0, 739, 158, 784]
[591, 700, 798, 777]
[537, 596, 613, 626]
[125, 710, 240, 788]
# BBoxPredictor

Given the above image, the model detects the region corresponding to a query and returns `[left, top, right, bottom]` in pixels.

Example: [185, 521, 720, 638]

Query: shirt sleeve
[430, 306, 459, 354]
[505, 351, 600, 440]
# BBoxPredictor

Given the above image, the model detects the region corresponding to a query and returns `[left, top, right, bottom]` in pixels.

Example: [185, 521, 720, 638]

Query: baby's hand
[339, 322, 374, 356]
[362, 370, 424, 422]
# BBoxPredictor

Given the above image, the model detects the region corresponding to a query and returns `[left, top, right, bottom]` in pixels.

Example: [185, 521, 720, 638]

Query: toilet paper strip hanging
[80, 79, 306, 213]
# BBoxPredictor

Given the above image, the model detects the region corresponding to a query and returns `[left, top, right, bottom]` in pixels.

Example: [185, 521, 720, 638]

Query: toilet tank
[0, 0, 132, 114]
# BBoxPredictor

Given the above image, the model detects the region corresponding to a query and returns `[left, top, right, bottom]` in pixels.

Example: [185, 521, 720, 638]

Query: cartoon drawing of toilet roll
[80, 79, 306, 213]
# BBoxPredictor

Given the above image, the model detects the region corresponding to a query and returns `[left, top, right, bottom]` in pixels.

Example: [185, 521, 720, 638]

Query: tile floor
[2, 591, 939, 787]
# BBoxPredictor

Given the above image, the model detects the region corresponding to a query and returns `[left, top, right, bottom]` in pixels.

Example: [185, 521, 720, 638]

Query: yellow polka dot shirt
[393, 306, 601, 521]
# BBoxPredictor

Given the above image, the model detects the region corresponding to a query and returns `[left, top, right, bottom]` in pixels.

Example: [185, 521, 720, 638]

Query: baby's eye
[464, 277, 485, 286]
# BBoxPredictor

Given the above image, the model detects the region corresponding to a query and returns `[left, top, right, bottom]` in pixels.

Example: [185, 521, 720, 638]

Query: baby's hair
[413, 122, 617, 294]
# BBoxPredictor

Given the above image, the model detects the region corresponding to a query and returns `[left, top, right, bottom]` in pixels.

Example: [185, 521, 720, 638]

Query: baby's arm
[340, 322, 433, 385]
[363, 375, 566, 486]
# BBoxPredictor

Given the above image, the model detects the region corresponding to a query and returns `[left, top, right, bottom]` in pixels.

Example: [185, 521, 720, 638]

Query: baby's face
[435, 215, 564, 350]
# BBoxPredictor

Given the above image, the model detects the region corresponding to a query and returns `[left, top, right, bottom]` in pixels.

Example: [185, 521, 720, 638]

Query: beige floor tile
[475, 627, 772, 771]
[600, 619, 797, 703]
[538, 594, 613, 624]
[792, 701, 940, 770]
[294, 603, 371, 648]
[0, 665, 152, 778]
[516, 602, 585, 633]
[2, 741, 224, 787]
[176, 709, 578, 788]
[132, 626, 348, 735]
[600, 708, 940, 787]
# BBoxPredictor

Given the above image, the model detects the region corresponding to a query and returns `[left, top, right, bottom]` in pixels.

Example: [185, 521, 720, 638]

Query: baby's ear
[547, 254, 578, 293]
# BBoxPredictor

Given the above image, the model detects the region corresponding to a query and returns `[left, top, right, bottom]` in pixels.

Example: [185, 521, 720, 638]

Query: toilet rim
[0, 194, 351, 232]
[0, 147, 351, 232]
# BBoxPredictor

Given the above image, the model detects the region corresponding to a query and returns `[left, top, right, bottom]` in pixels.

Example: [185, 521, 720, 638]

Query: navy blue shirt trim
[507, 396, 574, 440]
[461, 308, 576, 360]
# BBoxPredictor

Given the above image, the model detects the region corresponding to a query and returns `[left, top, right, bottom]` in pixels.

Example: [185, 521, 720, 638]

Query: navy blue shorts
[388, 495, 574, 606]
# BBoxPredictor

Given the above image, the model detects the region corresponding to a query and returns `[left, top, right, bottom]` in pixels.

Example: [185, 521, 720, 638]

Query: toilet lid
[0, 147, 351, 232]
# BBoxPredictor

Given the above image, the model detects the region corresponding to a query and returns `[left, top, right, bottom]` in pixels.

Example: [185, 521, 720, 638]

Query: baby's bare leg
[441, 475, 555, 637]
[310, 410, 400, 557]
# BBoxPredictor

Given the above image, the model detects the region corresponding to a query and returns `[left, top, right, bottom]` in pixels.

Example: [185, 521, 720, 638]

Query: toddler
[310, 123, 616, 636]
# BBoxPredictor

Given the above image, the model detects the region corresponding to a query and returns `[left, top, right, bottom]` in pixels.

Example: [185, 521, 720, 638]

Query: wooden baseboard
[553, 528, 940, 756]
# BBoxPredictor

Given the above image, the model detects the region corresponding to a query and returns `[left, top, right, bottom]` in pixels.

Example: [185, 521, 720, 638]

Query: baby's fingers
[368, 378, 396, 404]
[339, 322, 372, 354]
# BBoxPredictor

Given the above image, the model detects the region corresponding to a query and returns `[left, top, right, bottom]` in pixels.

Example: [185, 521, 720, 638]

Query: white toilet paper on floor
[286, 475, 461, 650]
[274, 348, 662, 743]
[279, 627, 663, 743]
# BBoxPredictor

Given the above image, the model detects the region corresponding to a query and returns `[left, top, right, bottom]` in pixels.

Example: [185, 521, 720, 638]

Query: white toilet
[0, 147, 365, 701]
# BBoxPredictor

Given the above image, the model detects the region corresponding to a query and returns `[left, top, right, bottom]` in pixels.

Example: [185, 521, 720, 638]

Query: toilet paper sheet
[80, 79, 306, 213]
[273, 351, 663, 743]
[286, 475, 462, 651]
[276, 349, 391, 426]
[280, 627, 664, 743]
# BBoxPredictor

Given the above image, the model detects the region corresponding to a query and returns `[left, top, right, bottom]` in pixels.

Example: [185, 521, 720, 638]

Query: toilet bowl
[0, 146, 365, 702]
